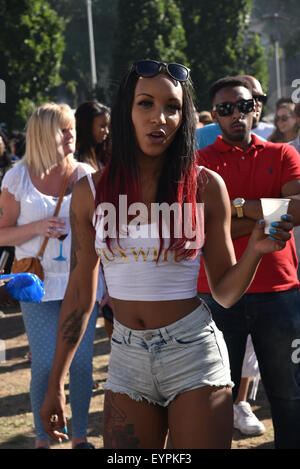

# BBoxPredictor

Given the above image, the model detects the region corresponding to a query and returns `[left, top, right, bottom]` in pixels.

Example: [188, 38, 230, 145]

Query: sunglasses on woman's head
[275, 114, 292, 123]
[132, 60, 190, 82]
[213, 99, 255, 117]
[253, 94, 268, 105]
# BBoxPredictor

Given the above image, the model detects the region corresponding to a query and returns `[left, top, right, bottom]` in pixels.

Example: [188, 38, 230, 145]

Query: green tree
[110, 0, 187, 98]
[178, 0, 268, 110]
[0, 0, 66, 131]
[47, 0, 118, 107]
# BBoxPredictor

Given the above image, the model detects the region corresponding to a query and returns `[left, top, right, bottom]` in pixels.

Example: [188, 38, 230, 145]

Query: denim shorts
[103, 301, 233, 406]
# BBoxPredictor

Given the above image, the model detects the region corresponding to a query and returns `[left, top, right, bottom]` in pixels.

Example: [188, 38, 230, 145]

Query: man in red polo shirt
[197, 76, 300, 449]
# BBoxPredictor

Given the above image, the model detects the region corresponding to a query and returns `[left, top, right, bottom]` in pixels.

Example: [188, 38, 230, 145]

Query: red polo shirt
[197, 134, 300, 293]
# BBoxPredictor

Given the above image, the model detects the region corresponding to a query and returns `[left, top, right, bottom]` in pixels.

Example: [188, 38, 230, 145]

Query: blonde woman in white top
[0, 103, 101, 449]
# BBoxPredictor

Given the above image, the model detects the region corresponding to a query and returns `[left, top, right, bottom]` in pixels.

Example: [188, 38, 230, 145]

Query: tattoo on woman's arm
[0, 207, 3, 217]
[61, 308, 84, 344]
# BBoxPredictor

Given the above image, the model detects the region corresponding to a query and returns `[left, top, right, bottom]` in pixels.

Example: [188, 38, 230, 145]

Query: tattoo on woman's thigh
[103, 392, 140, 449]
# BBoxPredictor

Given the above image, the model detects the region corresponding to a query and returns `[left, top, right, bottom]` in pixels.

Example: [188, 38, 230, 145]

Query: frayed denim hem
[164, 380, 235, 407]
[103, 384, 162, 406]
[103, 380, 234, 408]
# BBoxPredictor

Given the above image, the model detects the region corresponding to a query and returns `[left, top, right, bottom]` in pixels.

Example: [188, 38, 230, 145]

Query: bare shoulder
[74, 169, 102, 195]
[71, 175, 95, 221]
[92, 170, 102, 187]
[199, 167, 231, 224]
[72, 176, 91, 201]
[201, 167, 228, 201]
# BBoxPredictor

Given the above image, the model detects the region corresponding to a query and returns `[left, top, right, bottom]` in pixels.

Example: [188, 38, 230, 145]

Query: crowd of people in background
[0, 60, 300, 450]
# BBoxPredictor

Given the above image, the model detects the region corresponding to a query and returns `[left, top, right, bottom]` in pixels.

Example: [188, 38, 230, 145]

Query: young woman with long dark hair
[40, 61, 292, 449]
[75, 100, 110, 171]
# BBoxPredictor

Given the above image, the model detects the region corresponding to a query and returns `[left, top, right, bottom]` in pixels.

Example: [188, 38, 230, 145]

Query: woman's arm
[40, 177, 100, 441]
[0, 189, 65, 245]
[202, 169, 292, 309]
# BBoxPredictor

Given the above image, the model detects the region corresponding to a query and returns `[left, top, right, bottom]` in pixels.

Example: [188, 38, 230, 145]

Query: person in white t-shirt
[0, 103, 103, 449]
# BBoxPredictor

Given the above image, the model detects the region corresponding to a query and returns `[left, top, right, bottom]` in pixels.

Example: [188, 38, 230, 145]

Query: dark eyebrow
[135, 93, 154, 98]
[168, 97, 182, 103]
[135, 93, 181, 103]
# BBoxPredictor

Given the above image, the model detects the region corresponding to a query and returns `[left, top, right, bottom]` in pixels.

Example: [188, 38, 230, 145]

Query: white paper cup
[260, 198, 290, 234]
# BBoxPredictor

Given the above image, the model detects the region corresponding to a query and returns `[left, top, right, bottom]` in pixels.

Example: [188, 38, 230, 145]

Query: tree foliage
[110, 0, 187, 98]
[0, 0, 66, 131]
[47, 0, 118, 107]
[178, 0, 268, 110]
[0, 0, 273, 130]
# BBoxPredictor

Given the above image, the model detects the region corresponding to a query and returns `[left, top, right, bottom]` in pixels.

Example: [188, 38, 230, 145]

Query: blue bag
[1, 273, 45, 302]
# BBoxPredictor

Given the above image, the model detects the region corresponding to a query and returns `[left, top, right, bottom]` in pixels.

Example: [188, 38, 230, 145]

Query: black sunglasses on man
[253, 93, 268, 105]
[213, 99, 255, 117]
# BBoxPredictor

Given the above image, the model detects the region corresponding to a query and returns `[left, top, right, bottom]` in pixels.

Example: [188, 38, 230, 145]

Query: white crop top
[88, 173, 205, 301]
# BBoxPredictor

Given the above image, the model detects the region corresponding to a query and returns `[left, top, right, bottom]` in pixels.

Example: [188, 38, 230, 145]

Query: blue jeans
[200, 289, 300, 449]
[21, 300, 97, 440]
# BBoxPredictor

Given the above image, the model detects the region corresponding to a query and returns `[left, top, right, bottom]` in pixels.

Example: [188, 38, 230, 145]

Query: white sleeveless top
[2, 162, 105, 302]
[87, 173, 205, 301]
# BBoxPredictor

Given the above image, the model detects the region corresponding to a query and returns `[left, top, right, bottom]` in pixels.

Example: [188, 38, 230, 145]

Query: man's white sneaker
[233, 401, 265, 436]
